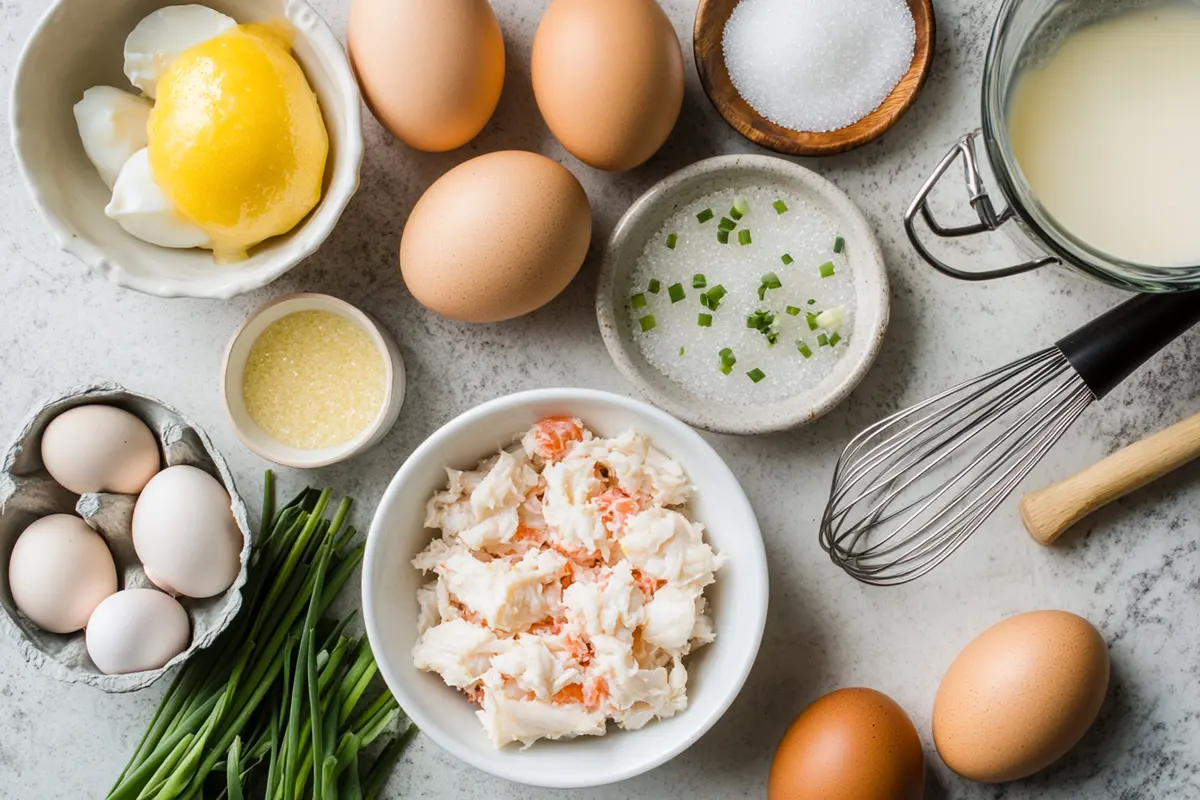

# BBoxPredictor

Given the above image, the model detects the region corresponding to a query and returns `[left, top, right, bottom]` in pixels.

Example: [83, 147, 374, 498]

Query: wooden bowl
[694, 0, 935, 156]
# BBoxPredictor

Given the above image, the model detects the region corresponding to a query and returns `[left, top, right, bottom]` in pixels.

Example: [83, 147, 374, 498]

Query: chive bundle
[106, 474, 413, 800]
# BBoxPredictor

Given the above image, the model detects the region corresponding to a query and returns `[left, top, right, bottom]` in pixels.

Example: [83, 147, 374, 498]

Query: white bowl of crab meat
[363, 389, 768, 789]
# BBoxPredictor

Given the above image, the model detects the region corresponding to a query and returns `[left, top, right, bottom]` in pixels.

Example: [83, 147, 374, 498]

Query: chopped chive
[719, 347, 737, 375]
[728, 207, 743, 222]
[819, 261, 835, 278]
[817, 333, 830, 347]
[717, 229, 730, 244]
[666, 233, 678, 250]
[747, 368, 766, 383]
[692, 274, 707, 289]
[781, 253, 794, 265]
[707, 285, 727, 305]
[816, 306, 846, 329]
[806, 312, 819, 331]
[697, 208, 714, 224]
[700, 293, 712, 310]
[698, 313, 713, 327]
[631, 293, 647, 310]
[757, 272, 782, 301]
[732, 197, 750, 218]
[668, 283, 685, 303]
[639, 315, 656, 332]
[797, 341, 813, 359]
[773, 199, 789, 215]
[680, 346, 685, 356]
[786, 305, 801, 316]
[718, 217, 738, 232]
[649, 279, 661, 294]
[807, 298, 817, 305]
[834, 236, 845, 254]
[738, 229, 752, 246]
[829, 332, 842, 347]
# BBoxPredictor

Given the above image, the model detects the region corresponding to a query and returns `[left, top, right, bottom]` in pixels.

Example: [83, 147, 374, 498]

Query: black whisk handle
[1057, 291, 1200, 400]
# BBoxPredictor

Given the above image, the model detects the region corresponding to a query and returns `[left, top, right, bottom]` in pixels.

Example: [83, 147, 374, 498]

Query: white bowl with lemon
[10, 0, 362, 299]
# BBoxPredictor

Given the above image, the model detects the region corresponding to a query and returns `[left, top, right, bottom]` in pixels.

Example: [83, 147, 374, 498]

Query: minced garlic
[242, 310, 385, 450]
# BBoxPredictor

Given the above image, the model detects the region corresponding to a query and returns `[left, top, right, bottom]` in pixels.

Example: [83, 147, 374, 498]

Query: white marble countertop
[3, 0, 1200, 797]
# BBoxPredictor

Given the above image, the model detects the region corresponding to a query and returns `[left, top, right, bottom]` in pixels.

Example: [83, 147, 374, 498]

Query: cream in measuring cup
[1008, 3, 1200, 267]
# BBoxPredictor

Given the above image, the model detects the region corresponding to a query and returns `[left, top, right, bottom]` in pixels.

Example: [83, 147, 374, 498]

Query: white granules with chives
[723, 0, 916, 133]
[243, 310, 386, 450]
[625, 187, 855, 405]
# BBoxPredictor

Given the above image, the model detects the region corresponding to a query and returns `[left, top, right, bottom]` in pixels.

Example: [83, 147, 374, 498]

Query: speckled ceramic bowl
[596, 155, 890, 435]
[10, 0, 362, 299]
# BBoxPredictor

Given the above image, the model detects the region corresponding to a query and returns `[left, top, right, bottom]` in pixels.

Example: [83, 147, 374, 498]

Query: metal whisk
[821, 292, 1200, 586]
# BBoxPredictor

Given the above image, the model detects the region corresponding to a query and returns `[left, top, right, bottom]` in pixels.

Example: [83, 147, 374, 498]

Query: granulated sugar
[723, 0, 915, 133]
[626, 186, 855, 405]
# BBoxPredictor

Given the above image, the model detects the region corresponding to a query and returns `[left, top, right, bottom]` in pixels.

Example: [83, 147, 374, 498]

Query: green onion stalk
[106, 472, 415, 800]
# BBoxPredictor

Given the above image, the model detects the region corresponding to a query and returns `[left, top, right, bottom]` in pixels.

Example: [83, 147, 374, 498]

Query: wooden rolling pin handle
[1021, 411, 1200, 545]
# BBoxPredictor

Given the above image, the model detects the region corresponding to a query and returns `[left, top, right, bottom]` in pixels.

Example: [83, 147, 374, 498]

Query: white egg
[106, 148, 212, 249]
[124, 4, 237, 99]
[73, 86, 151, 190]
[133, 465, 243, 599]
[8, 515, 117, 634]
[41, 404, 161, 495]
[86, 589, 190, 675]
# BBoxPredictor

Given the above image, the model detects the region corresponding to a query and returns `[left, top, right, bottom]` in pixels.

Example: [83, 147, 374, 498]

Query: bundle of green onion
[106, 472, 413, 800]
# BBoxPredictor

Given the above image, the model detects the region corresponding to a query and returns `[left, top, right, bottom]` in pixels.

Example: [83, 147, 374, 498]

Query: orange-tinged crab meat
[595, 488, 640, 533]
[552, 683, 585, 705]
[529, 417, 584, 462]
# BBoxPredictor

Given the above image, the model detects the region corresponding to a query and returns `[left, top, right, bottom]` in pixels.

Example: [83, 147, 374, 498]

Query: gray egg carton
[0, 384, 252, 692]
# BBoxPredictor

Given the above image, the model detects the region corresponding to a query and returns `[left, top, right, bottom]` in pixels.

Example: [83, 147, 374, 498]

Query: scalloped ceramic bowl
[362, 389, 769, 788]
[10, 0, 362, 299]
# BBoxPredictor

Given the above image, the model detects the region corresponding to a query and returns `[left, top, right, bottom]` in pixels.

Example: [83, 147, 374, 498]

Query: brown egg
[348, 0, 505, 152]
[769, 688, 925, 800]
[933, 610, 1109, 783]
[399, 151, 592, 322]
[531, 0, 684, 171]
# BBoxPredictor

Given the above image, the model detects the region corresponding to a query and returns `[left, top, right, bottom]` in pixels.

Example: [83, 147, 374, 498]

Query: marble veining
[2, 0, 1199, 797]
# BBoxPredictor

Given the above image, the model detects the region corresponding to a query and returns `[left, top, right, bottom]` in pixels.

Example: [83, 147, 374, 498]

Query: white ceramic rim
[596, 154, 890, 435]
[361, 388, 770, 789]
[8, 0, 364, 300]
[220, 293, 405, 468]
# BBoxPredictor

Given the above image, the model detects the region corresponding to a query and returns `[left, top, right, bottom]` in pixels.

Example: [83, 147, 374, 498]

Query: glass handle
[904, 130, 1060, 281]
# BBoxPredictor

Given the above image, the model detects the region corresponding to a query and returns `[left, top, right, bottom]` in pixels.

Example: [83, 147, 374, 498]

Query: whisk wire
[820, 347, 1096, 586]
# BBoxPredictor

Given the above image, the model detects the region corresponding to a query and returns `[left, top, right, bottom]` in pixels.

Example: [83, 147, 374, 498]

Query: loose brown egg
[399, 151, 592, 322]
[531, 0, 684, 171]
[769, 688, 925, 800]
[348, 0, 505, 152]
[933, 610, 1109, 783]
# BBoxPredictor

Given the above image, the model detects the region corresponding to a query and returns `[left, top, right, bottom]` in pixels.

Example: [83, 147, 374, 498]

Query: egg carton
[0, 384, 252, 692]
